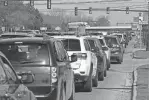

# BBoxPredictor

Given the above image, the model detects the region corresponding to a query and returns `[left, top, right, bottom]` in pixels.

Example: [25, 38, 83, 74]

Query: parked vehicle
[53, 35, 98, 92]
[85, 37, 108, 81]
[0, 37, 76, 100]
[104, 36, 123, 64]
[0, 51, 37, 100]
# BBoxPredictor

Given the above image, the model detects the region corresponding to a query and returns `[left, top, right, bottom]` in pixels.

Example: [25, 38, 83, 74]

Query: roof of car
[1, 32, 31, 36]
[53, 35, 87, 40]
[0, 37, 57, 43]
[104, 35, 117, 38]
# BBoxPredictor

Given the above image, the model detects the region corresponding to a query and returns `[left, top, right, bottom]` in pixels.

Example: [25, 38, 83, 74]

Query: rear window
[0, 43, 49, 66]
[61, 39, 81, 51]
[105, 37, 118, 47]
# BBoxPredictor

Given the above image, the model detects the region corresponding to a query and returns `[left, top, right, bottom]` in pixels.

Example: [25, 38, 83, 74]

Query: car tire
[84, 75, 92, 92]
[92, 70, 98, 87]
[117, 58, 122, 64]
[107, 60, 110, 70]
[104, 69, 107, 77]
[98, 71, 104, 81]
[69, 82, 75, 100]
[60, 84, 66, 100]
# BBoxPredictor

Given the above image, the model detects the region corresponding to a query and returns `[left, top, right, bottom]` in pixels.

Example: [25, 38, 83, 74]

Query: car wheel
[69, 82, 75, 100]
[117, 58, 122, 64]
[92, 70, 98, 87]
[107, 60, 110, 70]
[60, 84, 66, 100]
[84, 75, 92, 92]
[98, 71, 104, 81]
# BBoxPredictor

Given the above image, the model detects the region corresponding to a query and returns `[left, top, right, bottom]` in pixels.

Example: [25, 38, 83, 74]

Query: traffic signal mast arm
[76, 8, 148, 12]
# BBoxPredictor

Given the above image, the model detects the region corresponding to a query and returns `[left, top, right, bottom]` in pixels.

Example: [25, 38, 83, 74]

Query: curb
[132, 70, 137, 100]
[132, 52, 148, 59]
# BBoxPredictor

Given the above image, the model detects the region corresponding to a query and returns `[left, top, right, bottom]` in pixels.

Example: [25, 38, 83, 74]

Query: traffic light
[106, 7, 110, 14]
[89, 7, 92, 14]
[75, 7, 78, 16]
[126, 7, 129, 14]
[47, 0, 51, 9]
[30, 0, 34, 6]
[4, 1, 8, 6]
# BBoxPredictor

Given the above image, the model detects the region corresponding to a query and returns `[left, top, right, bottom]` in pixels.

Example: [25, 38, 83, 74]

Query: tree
[94, 16, 110, 26]
[0, 1, 43, 31]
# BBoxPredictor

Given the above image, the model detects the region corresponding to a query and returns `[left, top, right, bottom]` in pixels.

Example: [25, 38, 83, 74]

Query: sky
[32, 0, 147, 25]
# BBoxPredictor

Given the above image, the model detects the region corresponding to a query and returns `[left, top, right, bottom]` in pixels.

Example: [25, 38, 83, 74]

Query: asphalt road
[75, 39, 149, 100]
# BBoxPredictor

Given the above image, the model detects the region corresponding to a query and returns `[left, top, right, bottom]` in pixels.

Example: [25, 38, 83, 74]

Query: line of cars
[0, 31, 128, 100]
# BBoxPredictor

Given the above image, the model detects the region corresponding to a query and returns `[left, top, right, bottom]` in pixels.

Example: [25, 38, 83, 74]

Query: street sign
[55, 26, 61, 31]
[40, 27, 47, 31]
[1, 27, 5, 32]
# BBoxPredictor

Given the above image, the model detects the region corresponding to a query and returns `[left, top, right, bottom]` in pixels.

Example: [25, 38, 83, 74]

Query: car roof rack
[45, 31, 88, 37]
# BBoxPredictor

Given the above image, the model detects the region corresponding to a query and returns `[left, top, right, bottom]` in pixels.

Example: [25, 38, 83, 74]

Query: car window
[1, 56, 17, 84]
[0, 43, 49, 66]
[99, 39, 105, 46]
[87, 39, 96, 49]
[57, 41, 69, 61]
[54, 42, 63, 61]
[0, 59, 7, 84]
[84, 40, 91, 51]
[61, 39, 81, 51]
[105, 37, 118, 47]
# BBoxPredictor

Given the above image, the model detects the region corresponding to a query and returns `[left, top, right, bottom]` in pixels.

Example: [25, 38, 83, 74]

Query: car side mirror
[70, 54, 77, 62]
[17, 72, 34, 84]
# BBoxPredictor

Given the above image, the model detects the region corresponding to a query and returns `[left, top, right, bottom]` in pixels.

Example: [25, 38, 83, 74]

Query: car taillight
[51, 67, 57, 83]
[75, 53, 87, 59]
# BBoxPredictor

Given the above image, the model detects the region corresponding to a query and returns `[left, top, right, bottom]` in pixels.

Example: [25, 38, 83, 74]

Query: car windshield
[0, 43, 49, 66]
[99, 39, 105, 46]
[61, 39, 81, 51]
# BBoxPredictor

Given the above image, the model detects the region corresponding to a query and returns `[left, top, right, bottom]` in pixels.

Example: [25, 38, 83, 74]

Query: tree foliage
[0, 1, 43, 30]
[94, 16, 110, 26]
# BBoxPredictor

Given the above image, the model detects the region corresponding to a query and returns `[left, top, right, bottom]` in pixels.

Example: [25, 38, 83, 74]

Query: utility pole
[147, 2, 149, 51]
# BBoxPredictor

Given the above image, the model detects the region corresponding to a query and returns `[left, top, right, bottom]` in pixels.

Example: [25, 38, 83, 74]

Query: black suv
[85, 37, 108, 81]
[0, 37, 77, 100]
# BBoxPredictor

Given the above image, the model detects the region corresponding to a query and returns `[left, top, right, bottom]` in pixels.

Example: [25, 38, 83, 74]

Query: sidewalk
[132, 37, 148, 59]
[133, 50, 149, 59]
[135, 65, 149, 100]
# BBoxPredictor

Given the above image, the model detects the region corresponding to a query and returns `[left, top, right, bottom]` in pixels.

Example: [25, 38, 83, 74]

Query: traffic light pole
[146, 2, 149, 51]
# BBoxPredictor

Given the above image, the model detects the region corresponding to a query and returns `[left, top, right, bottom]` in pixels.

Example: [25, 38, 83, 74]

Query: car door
[87, 39, 103, 64]
[0, 56, 36, 100]
[57, 41, 73, 99]
[54, 41, 72, 100]
[0, 57, 10, 97]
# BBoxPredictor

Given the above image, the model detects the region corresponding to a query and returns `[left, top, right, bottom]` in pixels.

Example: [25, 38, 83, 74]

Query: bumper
[35, 87, 57, 100]
[110, 53, 121, 61]
[73, 70, 89, 83]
